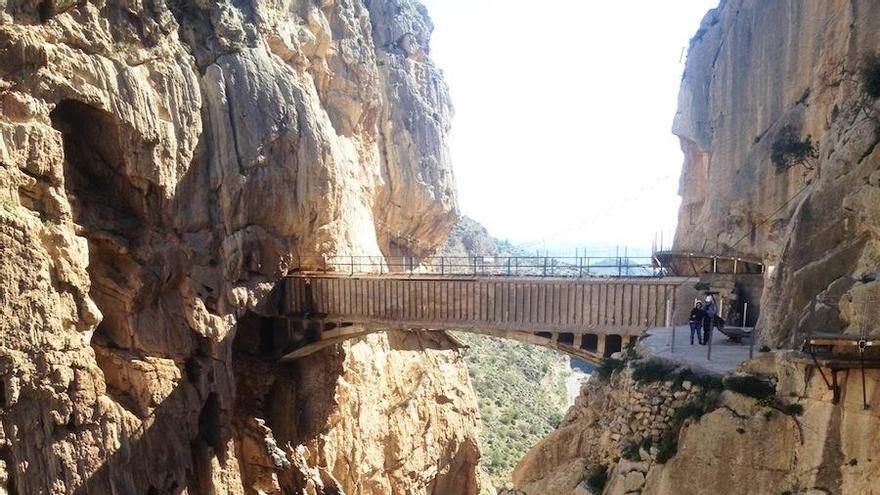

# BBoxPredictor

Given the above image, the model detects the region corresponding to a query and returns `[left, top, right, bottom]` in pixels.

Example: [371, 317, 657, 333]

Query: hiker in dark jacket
[688, 302, 706, 345]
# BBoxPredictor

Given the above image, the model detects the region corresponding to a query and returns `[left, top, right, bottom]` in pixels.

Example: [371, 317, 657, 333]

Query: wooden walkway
[277, 274, 684, 362]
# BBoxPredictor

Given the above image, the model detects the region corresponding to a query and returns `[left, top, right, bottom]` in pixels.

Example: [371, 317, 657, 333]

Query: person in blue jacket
[703, 296, 718, 346]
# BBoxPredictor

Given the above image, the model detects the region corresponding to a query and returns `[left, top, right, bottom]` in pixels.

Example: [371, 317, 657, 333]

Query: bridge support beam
[574, 334, 583, 349]
[597, 335, 607, 358]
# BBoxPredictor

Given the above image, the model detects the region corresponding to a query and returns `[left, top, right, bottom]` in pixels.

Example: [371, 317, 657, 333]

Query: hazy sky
[420, 0, 719, 254]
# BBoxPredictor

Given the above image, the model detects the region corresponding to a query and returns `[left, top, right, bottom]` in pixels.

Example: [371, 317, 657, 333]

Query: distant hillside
[439, 216, 573, 491]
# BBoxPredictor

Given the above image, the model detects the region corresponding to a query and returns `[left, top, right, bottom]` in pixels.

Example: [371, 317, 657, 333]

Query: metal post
[586, 258, 590, 276]
[440, 257, 444, 275]
[707, 322, 713, 361]
[473, 257, 477, 276]
[514, 257, 519, 276]
[543, 257, 548, 276]
[667, 298, 675, 354]
[860, 338, 869, 410]
[749, 322, 758, 359]
[350, 256, 354, 274]
[507, 258, 512, 276]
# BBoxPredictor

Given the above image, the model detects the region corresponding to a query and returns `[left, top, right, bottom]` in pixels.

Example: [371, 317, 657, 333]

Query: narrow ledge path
[642, 325, 755, 374]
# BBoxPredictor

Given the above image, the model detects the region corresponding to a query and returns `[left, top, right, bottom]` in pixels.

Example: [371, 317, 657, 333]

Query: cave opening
[197, 393, 222, 450]
[50, 99, 149, 350]
[49, 98, 156, 419]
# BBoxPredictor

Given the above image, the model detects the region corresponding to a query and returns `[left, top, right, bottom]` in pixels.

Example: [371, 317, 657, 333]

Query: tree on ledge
[770, 125, 818, 173]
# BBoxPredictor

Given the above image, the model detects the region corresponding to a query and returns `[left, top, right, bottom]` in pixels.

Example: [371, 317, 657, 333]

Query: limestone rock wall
[510, 363, 703, 495]
[673, 0, 880, 346]
[0, 1, 477, 494]
[640, 354, 880, 495]
[510, 354, 880, 495]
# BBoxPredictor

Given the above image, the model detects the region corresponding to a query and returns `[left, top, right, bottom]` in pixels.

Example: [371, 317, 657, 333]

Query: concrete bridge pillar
[597, 334, 607, 357]
[574, 334, 583, 349]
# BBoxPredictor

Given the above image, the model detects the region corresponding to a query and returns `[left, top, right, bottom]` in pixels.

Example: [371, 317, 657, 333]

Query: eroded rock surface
[0, 1, 477, 494]
[511, 353, 880, 495]
[673, 0, 880, 346]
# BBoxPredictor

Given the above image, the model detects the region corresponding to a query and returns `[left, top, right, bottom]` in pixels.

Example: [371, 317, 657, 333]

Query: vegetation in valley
[454, 332, 574, 491]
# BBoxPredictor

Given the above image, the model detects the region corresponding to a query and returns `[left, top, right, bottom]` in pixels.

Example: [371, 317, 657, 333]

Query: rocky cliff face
[673, 0, 880, 346]
[511, 353, 880, 495]
[509, 2, 880, 493]
[0, 1, 479, 494]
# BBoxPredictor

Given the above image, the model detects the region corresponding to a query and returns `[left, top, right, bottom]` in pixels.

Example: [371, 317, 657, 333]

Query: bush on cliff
[862, 53, 880, 100]
[723, 374, 775, 400]
[585, 465, 609, 493]
[596, 358, 625, 381]
[655, 431, 679, 464]
[670, 367, 723, 392]
[631, 359, 678, 384]
[621, 440, 641, 461]
[771, 125, 818, 172]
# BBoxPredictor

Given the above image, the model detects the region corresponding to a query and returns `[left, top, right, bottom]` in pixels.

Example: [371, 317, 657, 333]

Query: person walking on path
[703, 296, 718, 346]
[689, 301, 706, 345]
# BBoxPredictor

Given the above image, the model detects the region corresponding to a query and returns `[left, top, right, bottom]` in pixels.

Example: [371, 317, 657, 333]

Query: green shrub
[596, 358, 625, 381]
[639, 436, 654, 451]
[624, 340, 639, 360]
[759, 345, 771, 353]
[585, 466, 609, 493]
[736, 427, 746, 434]
[771, 125, 818, 172]
[673, 401, 707, 423]
[782, 403, 804, 416]
[621, 441, 640, 461]
[683, 369, 724, 392]
[655, 431, 678, 464]
[763, 410, 774, 421]
[631, 359, 678, 384]
[862, 53, 880, 99]
[724, 375, 776, 400]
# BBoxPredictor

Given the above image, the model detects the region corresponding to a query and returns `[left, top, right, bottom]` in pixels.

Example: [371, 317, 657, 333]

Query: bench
[718, 326, 753, 343]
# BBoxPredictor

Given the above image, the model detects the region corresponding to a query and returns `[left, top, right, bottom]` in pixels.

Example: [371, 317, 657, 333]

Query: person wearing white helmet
[702, 295, 718, 345]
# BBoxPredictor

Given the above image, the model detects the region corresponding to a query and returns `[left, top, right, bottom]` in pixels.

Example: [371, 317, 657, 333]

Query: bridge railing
[293, 255, 665, 278]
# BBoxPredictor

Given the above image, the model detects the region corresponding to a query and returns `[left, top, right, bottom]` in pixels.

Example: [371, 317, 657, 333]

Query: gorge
[2, 1, 880, 495]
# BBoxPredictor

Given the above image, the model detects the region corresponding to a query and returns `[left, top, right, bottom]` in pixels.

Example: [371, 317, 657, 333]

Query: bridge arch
[277, 324, 632, 366]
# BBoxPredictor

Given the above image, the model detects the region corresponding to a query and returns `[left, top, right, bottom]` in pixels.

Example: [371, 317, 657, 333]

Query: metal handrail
[289, 255, 666, 278]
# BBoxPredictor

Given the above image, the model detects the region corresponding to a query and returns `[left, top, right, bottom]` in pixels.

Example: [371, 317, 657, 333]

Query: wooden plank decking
[282, 274, 684, 336]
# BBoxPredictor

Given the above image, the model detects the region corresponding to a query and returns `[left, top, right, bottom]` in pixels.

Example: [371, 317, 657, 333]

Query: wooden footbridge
[274, 256, 685, 364]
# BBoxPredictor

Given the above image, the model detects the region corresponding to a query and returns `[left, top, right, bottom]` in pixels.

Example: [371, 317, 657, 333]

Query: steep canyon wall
[0, 1, 479, 494]
[510, 1, 880, 494]
[673, 0, 880, 346]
